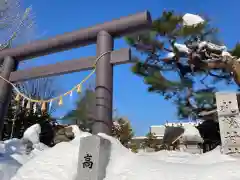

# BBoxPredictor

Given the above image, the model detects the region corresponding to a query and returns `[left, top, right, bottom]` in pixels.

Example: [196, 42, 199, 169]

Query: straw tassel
[33, 103, 37, 113]
[58, 97, 63, 106]
[22, 98, 25, 107]
[26, 101, 31, 109]
[76, 84, 82, 93]
[49, 100, 53, 111]
[15, 94, 20, 101]
[41, 102, 46, 112]
[69, 91, 73, 101]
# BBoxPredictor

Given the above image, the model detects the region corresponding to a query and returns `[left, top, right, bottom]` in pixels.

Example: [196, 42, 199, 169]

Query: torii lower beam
[9, 48, 131, 82]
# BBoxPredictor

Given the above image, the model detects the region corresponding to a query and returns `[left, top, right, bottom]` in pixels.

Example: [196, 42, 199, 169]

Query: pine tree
[63, 86, 96, 132]
[141, 132, 159, 151]
[112, 117, 134, 148]
[63, 83, 134, 140]
[125, 10, 240, 120]
[129, 142, 138, 153]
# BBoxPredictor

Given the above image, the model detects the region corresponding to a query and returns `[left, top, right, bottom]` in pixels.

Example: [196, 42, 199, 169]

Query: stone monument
[216, 92, 240, 154]
[75, 135, 111, 180]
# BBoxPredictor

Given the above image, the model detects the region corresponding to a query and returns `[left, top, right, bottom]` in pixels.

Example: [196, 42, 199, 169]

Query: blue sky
[19, 0, 240, 136]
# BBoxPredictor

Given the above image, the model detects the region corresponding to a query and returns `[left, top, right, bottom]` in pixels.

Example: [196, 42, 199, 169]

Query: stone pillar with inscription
[216, 92, 240, 155]
[75, 135, 111, 180]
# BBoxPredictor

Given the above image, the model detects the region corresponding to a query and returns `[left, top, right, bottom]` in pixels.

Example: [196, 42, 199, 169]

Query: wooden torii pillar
[0, 11, 152, 137]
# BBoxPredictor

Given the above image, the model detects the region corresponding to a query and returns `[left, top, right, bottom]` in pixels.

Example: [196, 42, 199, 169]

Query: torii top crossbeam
[0, 11, 151, 61]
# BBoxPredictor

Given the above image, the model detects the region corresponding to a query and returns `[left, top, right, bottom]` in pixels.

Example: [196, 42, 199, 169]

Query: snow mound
[22, 124, 41, 145]
[137, 149, 197, 163]
[0, 138, 31, 180]
[190, 146, 236, 164]
[0, 139, 24, 180]
[0, 155, 21, 180]
[0, 124, 50, 180]
[11, 128, 92, 180]
[10, 126, 240, 180]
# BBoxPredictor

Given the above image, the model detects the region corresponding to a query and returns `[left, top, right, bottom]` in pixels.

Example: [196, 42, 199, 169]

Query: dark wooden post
[93, 31, 113, 135]
[0, 56, 17, 139]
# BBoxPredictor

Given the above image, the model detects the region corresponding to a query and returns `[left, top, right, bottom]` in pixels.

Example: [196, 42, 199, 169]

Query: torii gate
[0, 11, 152, 137]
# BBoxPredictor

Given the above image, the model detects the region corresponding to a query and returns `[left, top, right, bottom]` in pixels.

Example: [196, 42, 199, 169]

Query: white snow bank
[0, 124, 50, 180]
[189, 146, 236, 165]
[0, 138, 30, 180]
[137, 149, 197, 163]
[137, 146, 235, 165]
[22, 124, 41, 145]
[10, 126, 240, 180]
[11, 128, 92, 180]
[0, 154, 21, 180]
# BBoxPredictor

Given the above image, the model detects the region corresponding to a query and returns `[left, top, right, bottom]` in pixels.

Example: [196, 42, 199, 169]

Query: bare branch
[0, 0, 35, 49]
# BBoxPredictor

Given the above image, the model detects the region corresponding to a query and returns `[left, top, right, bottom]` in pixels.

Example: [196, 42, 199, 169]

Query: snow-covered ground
[2, 124, 240, 180]
[0, 124, 48, 180]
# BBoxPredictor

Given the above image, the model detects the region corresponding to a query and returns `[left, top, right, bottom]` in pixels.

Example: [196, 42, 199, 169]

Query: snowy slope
[9, 126, 240, 180]
[0, 138, 33, 180]
[0, 124, 49, 180]
[11, 126, 92, 180]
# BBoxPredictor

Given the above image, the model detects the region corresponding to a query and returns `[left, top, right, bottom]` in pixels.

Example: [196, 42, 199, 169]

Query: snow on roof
[165, 122, 198, 127]
[132, 136, 163, 140]
[150, 125, 165, 127]
[181, 123, 203, 143]
[132, 136, 147, 139]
